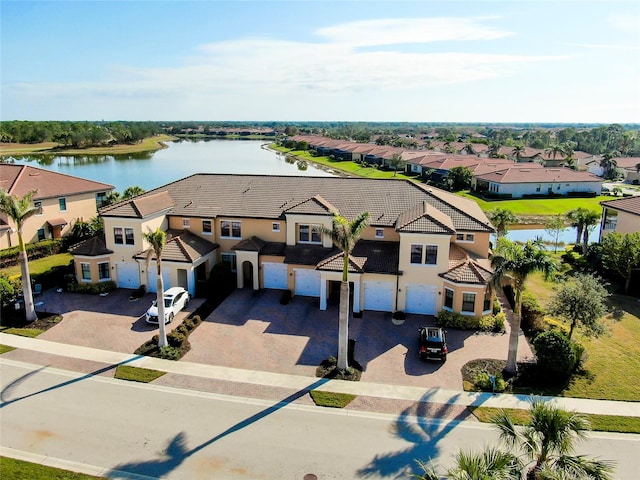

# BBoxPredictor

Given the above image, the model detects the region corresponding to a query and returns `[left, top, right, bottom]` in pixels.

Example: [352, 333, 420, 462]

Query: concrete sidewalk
[1, 332, 639, 418]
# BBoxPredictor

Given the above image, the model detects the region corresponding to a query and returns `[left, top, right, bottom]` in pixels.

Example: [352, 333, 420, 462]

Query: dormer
[283, 195, 336, 247]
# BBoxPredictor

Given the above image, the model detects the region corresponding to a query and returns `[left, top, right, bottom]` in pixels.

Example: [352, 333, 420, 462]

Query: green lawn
[457, 191, 608, 216]
[0, 344, 16, 354]
[114, 365, 166, 383]
[0, 456, 103, 480]
[525, 273, 640, 402]
[309, 390, 357, 408]
[1, 253, 73, 280]
[469, 406, 640, 434]
[0, 327, 44, 338]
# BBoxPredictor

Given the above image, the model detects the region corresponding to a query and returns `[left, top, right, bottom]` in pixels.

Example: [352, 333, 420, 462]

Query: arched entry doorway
[242, 261, 253, 288]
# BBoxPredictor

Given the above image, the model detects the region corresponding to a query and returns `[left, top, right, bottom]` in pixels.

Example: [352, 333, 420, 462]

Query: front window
[96, 192, 107, 208]
[272, 222, 280, 232]
[375, 228, 384, 238]
[182, 218, 190, 228]
[483, 290, 491, 312]
[202, 220, 212, 234]
[299, 224, 321, 243]
[59, 197, 67, 211]
[536, 184, 541, 192]
[410, 244, 423, 264]
[425, 245, 438, 265]
[37, 228, 46, 241]
[462, 293, 476, 313]
[221, 220, 241, 238]
[81, 263, 91, 281]
[222, 252, 237, 272]
[113, 227, 123, 245]
[125, 228, 134, 245]
[444, 288, 454, 309]
[98, 262, 110, 280]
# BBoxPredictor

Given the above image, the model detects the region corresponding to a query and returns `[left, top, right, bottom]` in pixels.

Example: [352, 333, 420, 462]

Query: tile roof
[284, 195, 337, 215]
[232, 236, 267, 252]
[283, 244, 338, 265]
[395, 201, 455, 234]
[600, 196, 640, 216]
[46, 217, 68, 227]
[316, 252, 366, 273]
[135, 230, 218, 263]
[0, 164, 114, 200]
[440, 244, 493, 285]
[352, 240, 400, 274]
[69, 235, 113, 257]
[475, 167, 602, 184]
[101, 190, 174, 218]
[101, 174, 495, 234]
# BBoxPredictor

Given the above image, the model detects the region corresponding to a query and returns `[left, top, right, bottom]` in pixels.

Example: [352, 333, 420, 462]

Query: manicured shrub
[182, 318, 195, 331]
[478, 313, 506, 333]
[158, 346, 181, 361]
[435, 310, 480, 329]
[167, 331, 186, 348]
[474, 371, 507, 392]
[533, 330, 576, 380]
[492, 296, 502, 315]
[572, 340, 588, 370]
[67, 280, 116, 295]
[492, 312, 506, 333]
[520, 291, 545, 333]
[0, 239, 63, 268]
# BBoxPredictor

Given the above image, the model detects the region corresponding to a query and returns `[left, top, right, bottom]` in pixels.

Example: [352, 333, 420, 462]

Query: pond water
[2, 139, 333, 192]
[498, 224, 601, 249]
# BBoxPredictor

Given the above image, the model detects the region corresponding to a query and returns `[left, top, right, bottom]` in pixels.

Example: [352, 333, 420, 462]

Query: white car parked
[145, 287, 190, 325]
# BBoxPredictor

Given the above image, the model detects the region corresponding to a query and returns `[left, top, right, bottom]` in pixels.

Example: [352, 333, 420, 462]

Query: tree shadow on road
[356, 389, 490, 479]
[106, 377, 329, 479]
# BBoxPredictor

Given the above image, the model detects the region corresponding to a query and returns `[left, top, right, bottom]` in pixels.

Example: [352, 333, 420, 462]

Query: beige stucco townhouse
[72, 173, 496, 317]
[600, 196, 640, 237]
[0, 164, 114, 250]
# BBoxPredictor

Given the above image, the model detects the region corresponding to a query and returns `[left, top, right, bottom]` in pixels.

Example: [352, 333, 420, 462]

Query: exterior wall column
[320, 278, 328, 310]
[352, 278, 361, 313]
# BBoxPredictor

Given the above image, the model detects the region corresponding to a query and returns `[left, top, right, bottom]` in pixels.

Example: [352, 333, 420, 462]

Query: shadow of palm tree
[107, 377, 329, 479]
[356, 389, 489, 478]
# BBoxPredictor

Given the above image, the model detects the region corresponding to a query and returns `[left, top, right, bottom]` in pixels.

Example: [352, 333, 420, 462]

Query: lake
[3, 139, 334, 191]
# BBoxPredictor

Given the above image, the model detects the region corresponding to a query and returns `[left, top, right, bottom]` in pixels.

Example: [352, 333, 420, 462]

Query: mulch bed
[0, 309, 62, 332]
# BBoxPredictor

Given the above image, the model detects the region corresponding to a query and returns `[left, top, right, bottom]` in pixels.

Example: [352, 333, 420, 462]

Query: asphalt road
[1, 360, 638, 479]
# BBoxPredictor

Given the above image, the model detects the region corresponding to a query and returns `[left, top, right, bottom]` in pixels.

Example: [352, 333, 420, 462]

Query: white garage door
[363, 281, 394, 312]
[116, 262, 139, 289]
[405, 284, 437, 315]
[294, 269, 321, 297]
[263, 262, 288, 290]
[147, 269, 172, 293]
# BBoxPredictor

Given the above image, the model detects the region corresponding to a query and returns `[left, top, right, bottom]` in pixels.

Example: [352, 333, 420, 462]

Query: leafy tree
[492, 398, 614, 479]
[534, 330, 578, 379]
[548, 273, 609, 338]
[0, 190, 39, 322]
[447, 166, 473, 191]
[0, 275, 16, 306]
[544, 215, 565, 253]
[318, 212, 370, 370]
[102, 191, 122, 207]
[462, 143, 476, 155]
[488, 208, 518, 238]
[387, 153, 404, 177]
[488, 142, 501, 158]
[491, 239, 557, 374]
[581, 209, 601, 252]
[143, 228, 168, 347]
[122, 186, 146, 200]
[601, 232, 640, 293]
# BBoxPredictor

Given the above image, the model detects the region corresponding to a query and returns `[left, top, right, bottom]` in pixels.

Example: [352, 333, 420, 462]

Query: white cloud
[570, 43, 640, 51]
[607, 12, 640, 34]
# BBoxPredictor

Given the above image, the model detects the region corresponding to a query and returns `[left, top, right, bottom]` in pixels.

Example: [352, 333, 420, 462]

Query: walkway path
[2, 333, 638, 418]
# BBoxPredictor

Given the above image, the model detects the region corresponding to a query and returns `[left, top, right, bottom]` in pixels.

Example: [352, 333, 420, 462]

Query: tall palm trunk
[575, 225, 583, 245]
[18, 241, 37, 322]
[505, 283, 522, 375]
[156, 260, 168, 348]
[337, 281, 350, 370]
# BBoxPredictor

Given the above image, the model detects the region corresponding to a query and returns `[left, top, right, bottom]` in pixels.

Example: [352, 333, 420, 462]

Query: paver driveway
[35, 288, 203, 353]
[184, 289, 535, 390]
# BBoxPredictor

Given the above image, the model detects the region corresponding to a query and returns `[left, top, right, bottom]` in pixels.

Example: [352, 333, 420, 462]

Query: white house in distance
[72, 173, 498, 318]
[473, 167, 602, 198]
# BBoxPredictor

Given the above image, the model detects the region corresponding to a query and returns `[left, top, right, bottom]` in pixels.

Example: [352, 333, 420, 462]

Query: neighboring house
[73, 174, 496, 317]
[599, 196, 640, 237]
[0, 164, 114, 249]
[473, 167, 602, 198]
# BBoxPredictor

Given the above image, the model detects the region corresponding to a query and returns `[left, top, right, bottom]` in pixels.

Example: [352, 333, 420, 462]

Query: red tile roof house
[600, 196, 640, 237]
[473, 167, 602, 198]
[0, 164, 114, 249]
[71, 174, 497, 318]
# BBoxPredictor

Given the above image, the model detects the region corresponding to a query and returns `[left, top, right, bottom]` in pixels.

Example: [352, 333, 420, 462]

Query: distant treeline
[0, 121, 162, 147]
[1, 120, 638, 156]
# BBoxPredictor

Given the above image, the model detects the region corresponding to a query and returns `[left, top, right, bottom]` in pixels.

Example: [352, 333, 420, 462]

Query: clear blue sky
[2, 0, 639, 123]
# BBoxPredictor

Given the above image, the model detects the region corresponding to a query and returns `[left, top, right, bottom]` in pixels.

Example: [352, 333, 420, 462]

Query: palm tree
[388, 153, 404, 177]
[488, 142, 501, 158]
[512, 144, 525, 162]
[487, 208, 518, 238]
[545, 143, 565, 162]
[566, 207, 588, 246]
[491, 239, 557, 374]
[143, 228, 168, 348]
[413, 449, 521, 480]
[600, 151, 619, 179]
[463, 143, 476, 155]
[319, 212, 370, 370]
[492, 398, 614, 479]
[122, 185, 146, 199]
[0, 190, 39, 322]
[581, 209, 601, 251]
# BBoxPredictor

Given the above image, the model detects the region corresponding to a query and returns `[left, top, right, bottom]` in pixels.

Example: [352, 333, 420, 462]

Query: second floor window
[375, 228, 384, 238]
[125, 228, 134, 245]
[59, 197, 67, 211]
[299, 224, 321, 243]
[114, 227, 124, 244]
[34, 201, 43, 215]
[221, 220, 241, 238]
[202, 220, 212, 234]
[410, 244, 438, 265]
[182, 218, 190, 228]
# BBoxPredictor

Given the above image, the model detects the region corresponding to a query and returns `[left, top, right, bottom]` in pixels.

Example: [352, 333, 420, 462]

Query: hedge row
[0, 240, 62, 268]
[435, 310, 506, 333]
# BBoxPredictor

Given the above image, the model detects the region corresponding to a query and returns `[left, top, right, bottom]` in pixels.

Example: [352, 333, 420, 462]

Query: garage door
[263, 262, 288, 290]
[147, 269, 172, 293]
[294, 269, 321, 297]
[116, 262, 139, 289]
[405, 284, 437, 315]
[363, 281, 394, 312]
